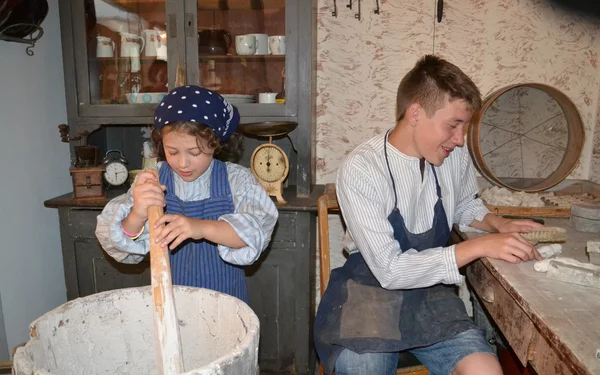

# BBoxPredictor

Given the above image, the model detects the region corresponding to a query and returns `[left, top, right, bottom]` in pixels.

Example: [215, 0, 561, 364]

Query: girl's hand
[131, 171, 166, 221]
[153, 214, 205, 250]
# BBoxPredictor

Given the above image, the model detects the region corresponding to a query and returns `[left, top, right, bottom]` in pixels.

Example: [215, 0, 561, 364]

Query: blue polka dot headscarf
[153, 85, 240, 142]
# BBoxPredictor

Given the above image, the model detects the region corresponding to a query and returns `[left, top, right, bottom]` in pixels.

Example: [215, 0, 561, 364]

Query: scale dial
[251, 145, 289, 183]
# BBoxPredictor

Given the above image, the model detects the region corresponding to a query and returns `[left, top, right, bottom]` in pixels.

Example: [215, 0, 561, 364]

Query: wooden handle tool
[148, 169, 184, 374]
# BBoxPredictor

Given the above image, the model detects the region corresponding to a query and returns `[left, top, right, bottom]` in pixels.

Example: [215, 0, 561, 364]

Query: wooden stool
[317, 184, 428, 375]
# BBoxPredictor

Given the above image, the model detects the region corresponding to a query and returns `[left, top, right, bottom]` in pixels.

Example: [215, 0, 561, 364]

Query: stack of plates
[222, 94, 256, 105]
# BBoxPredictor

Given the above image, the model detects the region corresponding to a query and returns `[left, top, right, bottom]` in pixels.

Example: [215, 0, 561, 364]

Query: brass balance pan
[237, 121, 298, 138]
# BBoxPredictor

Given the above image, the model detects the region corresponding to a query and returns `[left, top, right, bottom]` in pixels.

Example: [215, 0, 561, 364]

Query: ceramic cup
[248, 33, 269, 55]
[258, 92, 277, 104]
[235, 35, 257, 55]
[268, 36, 285, 55]
[96, 36, 115, 58]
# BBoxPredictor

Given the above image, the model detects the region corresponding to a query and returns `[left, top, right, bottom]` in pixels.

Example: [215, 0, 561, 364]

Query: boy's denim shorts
[335, 328, 496, 375]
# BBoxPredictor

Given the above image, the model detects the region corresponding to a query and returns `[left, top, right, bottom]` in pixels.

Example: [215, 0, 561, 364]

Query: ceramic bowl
[126, 92, 167, 104]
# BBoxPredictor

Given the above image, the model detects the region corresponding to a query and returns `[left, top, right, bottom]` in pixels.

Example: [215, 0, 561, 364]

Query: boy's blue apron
[314, 131, 475, 374]
[159, 160, 249, 303]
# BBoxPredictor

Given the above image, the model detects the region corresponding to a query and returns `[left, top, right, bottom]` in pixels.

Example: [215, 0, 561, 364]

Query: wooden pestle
[148, 169, 184, 375]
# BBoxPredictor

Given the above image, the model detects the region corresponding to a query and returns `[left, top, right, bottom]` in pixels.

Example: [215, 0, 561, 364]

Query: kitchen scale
[238, 121, 298, 204]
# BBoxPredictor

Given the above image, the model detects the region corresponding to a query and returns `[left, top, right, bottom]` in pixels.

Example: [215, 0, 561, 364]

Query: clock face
[252, 146, 288, 183]
[104, 162, 129, 186]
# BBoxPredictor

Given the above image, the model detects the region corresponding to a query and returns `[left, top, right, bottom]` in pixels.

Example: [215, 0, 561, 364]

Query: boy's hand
[477, 232, 542, 263]
[153, 214, 205, 250]
[455, 232, 542, 267]
[494, 218, 543, 234]
[131, 171, 166, 221]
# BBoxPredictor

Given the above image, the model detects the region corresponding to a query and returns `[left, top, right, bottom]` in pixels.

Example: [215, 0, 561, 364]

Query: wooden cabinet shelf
[94, 56, 284, 63]
[104, 0, 285, 12]
[95, 57, 165, 63]
[199, 54, 284, 61]
[198, 0, 285, 11]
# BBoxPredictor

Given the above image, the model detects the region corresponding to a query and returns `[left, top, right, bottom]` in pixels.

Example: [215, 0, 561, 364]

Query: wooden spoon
[148, 169, 184, 374]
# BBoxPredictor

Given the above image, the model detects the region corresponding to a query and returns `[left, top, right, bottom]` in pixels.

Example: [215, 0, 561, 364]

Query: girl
[95, 85, 279, 303]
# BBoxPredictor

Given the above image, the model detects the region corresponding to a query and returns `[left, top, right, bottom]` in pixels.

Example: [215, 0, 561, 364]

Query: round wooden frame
[467, 83, 585, 192]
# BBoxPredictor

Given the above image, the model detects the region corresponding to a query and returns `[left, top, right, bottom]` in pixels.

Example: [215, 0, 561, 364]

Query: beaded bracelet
[122, 224, 144, 240]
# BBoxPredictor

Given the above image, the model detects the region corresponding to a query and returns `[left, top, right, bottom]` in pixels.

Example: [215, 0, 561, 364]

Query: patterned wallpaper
[591, 76, 600, 183]
[315, 1, 435, 183]
[315, 0, 600, 184]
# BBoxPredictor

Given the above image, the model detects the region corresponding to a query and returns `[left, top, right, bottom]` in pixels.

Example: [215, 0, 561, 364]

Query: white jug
[120, 32, 145, 58]
[142, 29, 162, 57]
[96, 36, 115, 58]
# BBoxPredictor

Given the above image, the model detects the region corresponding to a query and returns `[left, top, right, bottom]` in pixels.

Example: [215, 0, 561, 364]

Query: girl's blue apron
[159, 160, 249, 303]
[314, 131, 475, 374]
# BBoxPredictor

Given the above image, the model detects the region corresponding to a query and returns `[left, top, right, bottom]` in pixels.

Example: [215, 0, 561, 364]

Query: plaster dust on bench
[534, 256, 600, 289]
[12, 286, 260, 375]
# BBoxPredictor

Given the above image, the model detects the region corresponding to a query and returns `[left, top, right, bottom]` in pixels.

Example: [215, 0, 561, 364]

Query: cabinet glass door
[72, 0, 181, 119]
[187, 0, 295, 116]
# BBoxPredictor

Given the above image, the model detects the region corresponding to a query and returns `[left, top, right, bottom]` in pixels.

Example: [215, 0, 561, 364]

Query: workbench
[456, 219, 600, 374]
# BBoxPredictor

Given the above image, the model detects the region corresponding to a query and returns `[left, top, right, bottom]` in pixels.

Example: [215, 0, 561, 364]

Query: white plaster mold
[12, 286, 259, 375]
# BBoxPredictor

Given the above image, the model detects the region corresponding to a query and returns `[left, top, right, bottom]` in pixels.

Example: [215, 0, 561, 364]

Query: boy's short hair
[396, 55, 482, 122]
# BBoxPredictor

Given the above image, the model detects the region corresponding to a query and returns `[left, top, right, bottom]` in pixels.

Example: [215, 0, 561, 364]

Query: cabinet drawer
[467, 261, 536, 366]
[270, 212, 297, 248]
[74, 240, 150, 297]
[530, 334, 575, 375]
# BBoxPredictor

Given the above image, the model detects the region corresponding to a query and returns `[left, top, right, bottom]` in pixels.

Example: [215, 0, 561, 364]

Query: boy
[314, 55, 541, 375]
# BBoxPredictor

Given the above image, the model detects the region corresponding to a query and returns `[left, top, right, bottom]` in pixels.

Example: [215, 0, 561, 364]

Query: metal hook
[374, 0, 380, 14]
[332, 0, 338, 17]
[355, 0, 361, 20]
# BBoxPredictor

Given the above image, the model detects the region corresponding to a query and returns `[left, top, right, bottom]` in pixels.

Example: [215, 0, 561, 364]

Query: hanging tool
[347, 0, 352, 10]
[437, 0, 443, 22]
[332, 0, 338, 17]
[148, 169, 184, 375]
[355, 0, 361, 20]
[374, 0, 380, 14]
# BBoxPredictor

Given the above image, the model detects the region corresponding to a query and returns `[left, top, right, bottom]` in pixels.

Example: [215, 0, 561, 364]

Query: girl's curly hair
[152, 121, 244, 163]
